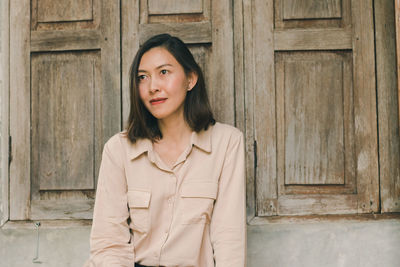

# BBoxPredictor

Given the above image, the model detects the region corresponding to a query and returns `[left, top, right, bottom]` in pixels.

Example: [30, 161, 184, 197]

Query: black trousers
[135, 263, 157, 267]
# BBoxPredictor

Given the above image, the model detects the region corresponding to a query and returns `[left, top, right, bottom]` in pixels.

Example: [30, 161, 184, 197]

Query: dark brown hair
[126, 34, 215, 143]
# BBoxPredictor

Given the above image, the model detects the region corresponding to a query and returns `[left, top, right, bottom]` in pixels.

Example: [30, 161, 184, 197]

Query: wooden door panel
[31, 52, 99, 191]
[37, 0, 94, 22]
[282, 0, 342, 19]
[277, 52, 350, 186]
[10, 0, 120, 220]
[276, 0, 351, 29]
[247, 0, 378, 217]
[148, 0, 203, 15]
[32, 0, 100, 31]
[278, 194, 358, 215]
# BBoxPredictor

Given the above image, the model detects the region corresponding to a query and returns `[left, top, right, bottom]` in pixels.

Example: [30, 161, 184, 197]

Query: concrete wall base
[1, 219, 399, 267]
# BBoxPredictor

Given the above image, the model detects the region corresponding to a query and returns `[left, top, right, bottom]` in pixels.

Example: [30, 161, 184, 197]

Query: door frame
[0, 0, 10, 227]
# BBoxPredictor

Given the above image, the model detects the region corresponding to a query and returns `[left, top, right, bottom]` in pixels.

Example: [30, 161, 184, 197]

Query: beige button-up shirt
[87, 123, 246, 267]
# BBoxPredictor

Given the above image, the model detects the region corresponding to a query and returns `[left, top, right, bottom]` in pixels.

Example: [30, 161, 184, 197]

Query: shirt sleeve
[87, 138, 135, 267]
[210, 131, 247, 267]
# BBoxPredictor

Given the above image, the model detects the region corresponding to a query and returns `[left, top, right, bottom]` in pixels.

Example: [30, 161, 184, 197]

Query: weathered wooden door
[10, 0, 120, 220]
[245, 0, 379, 219]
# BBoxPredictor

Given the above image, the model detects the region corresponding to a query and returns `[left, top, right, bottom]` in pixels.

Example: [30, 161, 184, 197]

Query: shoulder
[211, 122, 243, 141]
[104, 131, 151, 162]
[102, 131, 132, 162]
[104, 131, 128, 151]
[209, 122, 243, 153]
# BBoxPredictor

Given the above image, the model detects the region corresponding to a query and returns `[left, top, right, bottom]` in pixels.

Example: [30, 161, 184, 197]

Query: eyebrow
[138, 63, 173, 73]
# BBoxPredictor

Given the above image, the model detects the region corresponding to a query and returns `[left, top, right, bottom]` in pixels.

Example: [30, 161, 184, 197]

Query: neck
[158, 113, 192, 144]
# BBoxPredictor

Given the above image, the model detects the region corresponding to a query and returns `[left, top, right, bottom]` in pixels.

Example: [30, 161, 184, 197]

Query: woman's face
[137, 47, 197, 122]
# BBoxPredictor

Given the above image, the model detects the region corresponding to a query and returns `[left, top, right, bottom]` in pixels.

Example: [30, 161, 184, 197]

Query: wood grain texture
[282, 55, 345, 185]
[122, 0, 140, 126]
[234, 0, 245, 134]
[376, 0, 400, 212]
[278, 194, 358, 215]
[247, 0, 377, 218]
[275, 52, 357, 195]
[283, 0, 341, 20]
[32, 0, 100, 31]
[99, 0, 121, 178]
[37, 0, 93, 22]
[0, 0, 10, 226]
[139, 22, 212, 45]
[31, 52, 97, 190]
[274, 29, 352, 51]
[250, 213, 400, 225]
[397, 0, 400, 130]
[10, 0, 121, 221]
[352, 0, 379, 213]
[139, 0, 149, 24]
[31, 30, 101, 52]
[253, 0, 277, 216]
[148, 0, 203, 15]
[29, 0, 121, 219]
[275, 52, 355, 217]
[9, 0, 31, 220]
[3, 219, 92, 229]
[31, 199, 94, 220]
[276, 0, 378, 215]
[31, 190, 95, 219]
[275, 0, 351, 29]
[209, 0, 234, 124]
[235, 0, 253, 222]
[147, 0, 210, 24]
[243, 0, 256, 221]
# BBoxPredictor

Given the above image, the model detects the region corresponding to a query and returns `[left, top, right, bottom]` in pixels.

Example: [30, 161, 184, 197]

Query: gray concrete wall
[248, 219, 400, 267]
[1, 219, 399, 267]
[0, 224, 91, 267]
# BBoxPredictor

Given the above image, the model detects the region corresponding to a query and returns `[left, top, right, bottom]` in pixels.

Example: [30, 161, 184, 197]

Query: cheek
[138, 84, 148, 101]
[169, 78, 189, 96]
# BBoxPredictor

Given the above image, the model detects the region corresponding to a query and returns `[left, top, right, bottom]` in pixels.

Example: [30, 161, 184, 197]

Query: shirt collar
[190, 125, 212, 153]
[127, 125, 213, 160]
[127, 138, 153, 160]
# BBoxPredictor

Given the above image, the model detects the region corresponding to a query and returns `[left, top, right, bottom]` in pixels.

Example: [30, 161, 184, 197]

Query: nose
[149, 77, 160, 94]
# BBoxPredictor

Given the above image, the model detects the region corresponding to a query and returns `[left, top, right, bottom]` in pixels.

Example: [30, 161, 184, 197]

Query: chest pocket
[127, 190, 151, 233]
[180, 181, 218, 224]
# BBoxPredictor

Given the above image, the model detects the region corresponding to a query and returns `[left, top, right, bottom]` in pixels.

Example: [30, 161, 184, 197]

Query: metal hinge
[9, 135, 12, 165]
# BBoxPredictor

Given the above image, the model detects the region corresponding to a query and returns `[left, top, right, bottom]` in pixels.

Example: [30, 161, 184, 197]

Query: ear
[187, 71, 198, 91]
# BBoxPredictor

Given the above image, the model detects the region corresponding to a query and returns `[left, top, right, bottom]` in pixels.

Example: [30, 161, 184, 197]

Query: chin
[149, 111, 168, 120]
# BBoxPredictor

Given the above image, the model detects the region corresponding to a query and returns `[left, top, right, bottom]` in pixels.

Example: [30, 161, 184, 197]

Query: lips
[150, 97, 167, 105]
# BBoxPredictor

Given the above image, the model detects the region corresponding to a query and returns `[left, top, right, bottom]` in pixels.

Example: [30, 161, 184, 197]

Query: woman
[87, 34, 246, 267]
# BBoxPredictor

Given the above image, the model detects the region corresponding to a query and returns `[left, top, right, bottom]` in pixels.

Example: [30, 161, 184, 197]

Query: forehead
[138, 47, 180, 71]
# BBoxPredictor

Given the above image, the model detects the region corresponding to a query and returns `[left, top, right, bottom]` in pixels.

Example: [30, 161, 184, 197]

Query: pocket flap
[181, 181, 218, 199]
[127, 190, 151, 208]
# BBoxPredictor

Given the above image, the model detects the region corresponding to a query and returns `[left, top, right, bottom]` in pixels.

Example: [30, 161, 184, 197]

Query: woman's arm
[87, 137, 134, 267]
[210, 131, 246, 267]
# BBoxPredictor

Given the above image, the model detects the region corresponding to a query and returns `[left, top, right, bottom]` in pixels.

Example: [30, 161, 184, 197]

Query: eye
[137, 74, 147, 81]
[160, 69, 168, 75]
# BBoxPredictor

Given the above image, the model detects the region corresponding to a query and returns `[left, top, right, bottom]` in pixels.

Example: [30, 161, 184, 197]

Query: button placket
[162, 171, 176, 240]
[167, 197, 173, 205]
